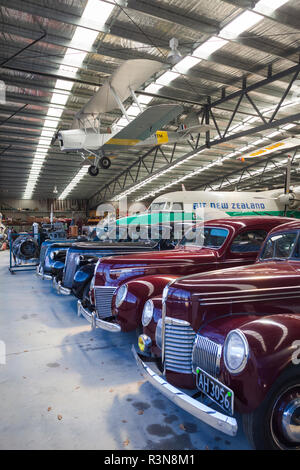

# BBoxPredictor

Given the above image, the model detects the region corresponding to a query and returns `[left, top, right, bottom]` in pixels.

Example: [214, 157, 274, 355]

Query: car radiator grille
[62, 252, 78, 287]
[164, 319, 196, 374]
[39, 244, 48, 266]
[192, 335, 222, 378]
[95, 286, 117, 319]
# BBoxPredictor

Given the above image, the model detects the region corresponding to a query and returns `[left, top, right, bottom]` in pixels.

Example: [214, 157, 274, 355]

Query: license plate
[196, 367, 234, 415]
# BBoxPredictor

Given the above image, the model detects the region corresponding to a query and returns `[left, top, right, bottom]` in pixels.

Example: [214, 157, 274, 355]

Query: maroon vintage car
[77, 216, 291, 333]
[133, 219, 300, 450]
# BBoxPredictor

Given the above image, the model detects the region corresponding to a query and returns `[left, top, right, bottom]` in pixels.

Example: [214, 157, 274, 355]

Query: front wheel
[243, 367, 300, 450]
[88, 165, 99, 176]
[99, 156, 111, 170]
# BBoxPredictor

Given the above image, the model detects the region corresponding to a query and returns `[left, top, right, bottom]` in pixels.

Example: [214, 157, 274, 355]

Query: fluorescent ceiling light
[254, 0, 289, 13]
[137, 95, 153, 105]
[82, 0, 114, 24]
[55, 80, 74, 91]
[173, 56, 201, 74]
[126, 105, 141, 117]
[51, 93, 69, 106]
[156, 71, 180, 86]
[267, 131, 282, 138]
[144, 83, 163, 94]
[193, 37, 228, 59]
[47, 107, 64, 118]
[220, 11, 261, 39]
[71, 28, 99, 50]
[43, 119, 59, 128]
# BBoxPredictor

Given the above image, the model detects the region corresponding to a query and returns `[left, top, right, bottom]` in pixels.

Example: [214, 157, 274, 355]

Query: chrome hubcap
[282, 398, 300, 443]
[271, 386, 300, 448]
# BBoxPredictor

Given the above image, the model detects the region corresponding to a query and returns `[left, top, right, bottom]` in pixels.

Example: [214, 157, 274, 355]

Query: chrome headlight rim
[224, 329, 249, 375]
[142, 299, 154, 327]
[115, 283, 128, 308]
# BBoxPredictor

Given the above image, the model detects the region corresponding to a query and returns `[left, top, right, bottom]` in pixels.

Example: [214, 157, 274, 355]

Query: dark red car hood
[100, 246, 217, 268]
[169, 260, 300, 294]
[166, 261, 300, 331]
[95, 246, 218, 286]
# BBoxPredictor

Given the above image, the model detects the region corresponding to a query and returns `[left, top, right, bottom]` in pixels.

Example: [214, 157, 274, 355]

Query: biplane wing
[103, 103, 184, 150]
[72, 59, 163, 128]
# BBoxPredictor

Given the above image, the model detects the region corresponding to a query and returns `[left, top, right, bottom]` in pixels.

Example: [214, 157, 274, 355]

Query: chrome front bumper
[77, 300, 121, 332]
[132, 345, 238, 437]
[52, 276, 71, 295]
[36, 265, 53, 280]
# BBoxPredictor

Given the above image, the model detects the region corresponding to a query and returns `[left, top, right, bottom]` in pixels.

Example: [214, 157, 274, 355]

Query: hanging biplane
[52, 59, 212, 176]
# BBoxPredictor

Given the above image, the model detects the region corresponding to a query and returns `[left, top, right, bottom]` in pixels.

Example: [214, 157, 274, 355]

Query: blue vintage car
[36, 238, 87, 280]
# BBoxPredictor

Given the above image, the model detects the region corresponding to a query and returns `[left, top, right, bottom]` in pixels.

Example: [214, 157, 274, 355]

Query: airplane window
[150, 202, 166, 211]
[172, 202, 184, 211]
[231, 230, 267, 253]
[261, 232, 298, 260]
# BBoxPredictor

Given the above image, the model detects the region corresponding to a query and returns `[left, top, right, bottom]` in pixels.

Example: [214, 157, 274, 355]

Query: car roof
[200, 216, 296, 230]
[267, 219, 300, 235]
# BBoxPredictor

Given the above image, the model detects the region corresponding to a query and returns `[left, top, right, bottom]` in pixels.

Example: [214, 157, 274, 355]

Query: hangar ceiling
[1, 0, 300, 206]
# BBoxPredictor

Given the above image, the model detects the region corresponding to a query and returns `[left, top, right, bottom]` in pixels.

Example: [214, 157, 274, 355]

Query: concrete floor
[0, 251, 251, 450]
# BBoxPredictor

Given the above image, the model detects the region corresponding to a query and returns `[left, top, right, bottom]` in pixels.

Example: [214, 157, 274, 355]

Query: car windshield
[260, 231, 299, 260]
[180, 226, 229, 248]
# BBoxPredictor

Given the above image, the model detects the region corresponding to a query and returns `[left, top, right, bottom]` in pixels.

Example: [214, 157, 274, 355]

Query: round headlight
[224, 330, 249, 374]
[142, 299, 154, 327]
[49, 251, 55, 260]
[115, 284, 128, 308]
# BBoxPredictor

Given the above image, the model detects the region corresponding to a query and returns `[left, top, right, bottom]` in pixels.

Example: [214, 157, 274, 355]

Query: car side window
[230, 229, 267, 253]
[261, 231, 298, 260]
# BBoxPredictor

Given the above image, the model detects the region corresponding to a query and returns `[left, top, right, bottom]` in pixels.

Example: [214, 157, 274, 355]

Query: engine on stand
[11, 234, 39, 264]
[39, 222, 67, 243]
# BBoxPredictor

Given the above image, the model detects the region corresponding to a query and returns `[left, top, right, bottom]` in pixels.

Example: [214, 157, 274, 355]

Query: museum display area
[1, 0, 300, 453]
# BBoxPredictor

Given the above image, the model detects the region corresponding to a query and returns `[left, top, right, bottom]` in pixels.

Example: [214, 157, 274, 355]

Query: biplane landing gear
[99, 156, 111, 170]
[88, 165, 99, 177]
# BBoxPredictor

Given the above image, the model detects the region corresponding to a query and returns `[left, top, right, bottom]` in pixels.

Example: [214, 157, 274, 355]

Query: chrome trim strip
[196, 284, 300, 299]
[36, 265, 52, 280]
[165, 317, 190, 326]
[132, 345, 237, 437]
[77, 300, 121, 332]
[53, 277, 71, 295]
[201, 294, 300, 306]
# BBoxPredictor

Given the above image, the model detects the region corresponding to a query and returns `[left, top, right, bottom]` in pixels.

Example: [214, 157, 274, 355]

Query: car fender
[113, 274, 177, 332]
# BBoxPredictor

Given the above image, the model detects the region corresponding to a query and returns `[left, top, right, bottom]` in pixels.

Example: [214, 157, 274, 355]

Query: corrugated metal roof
[0, 0, 300, 203]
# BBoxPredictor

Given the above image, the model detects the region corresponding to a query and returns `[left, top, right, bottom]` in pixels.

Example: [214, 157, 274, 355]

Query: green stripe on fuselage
[226, 210, 300, 218]
[114, 210, 300, 226]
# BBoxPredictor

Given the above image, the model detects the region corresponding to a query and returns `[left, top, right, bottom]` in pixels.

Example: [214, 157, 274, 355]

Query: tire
[88, 165, 99, 176]
[99, 156, 111, 170]
[242, 366, 300, 450]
